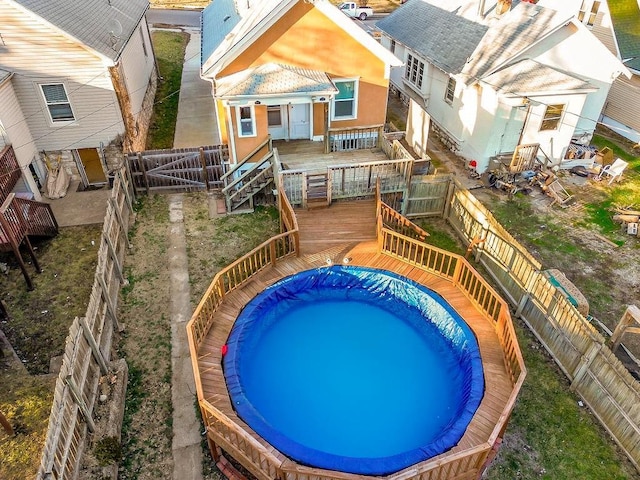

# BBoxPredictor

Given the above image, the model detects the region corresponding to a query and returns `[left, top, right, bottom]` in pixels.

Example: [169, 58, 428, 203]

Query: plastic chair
[598, 158, 628, 185]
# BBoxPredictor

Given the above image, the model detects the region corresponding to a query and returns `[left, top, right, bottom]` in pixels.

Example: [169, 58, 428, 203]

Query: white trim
[202, 0, 402, 78]
[225, 102, 238, 163]
[236, 105, 257, 137]
[331, 77, 359, 121]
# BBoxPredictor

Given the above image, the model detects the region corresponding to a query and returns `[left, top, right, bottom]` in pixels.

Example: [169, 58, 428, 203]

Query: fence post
[110, 197, 132, 249]
[65, 376, 96, 433]
[270, 241, 276, 267]
[103, 231, 126, 284]
[200, 148, 210, 190]
[78, 317, 109, 375]
[138, 152, 150, 195]
[118, 168, 135, 213]
[570, 340, 603, 391]
[442, 177, 455, 219]
[98, 274, 123, 332]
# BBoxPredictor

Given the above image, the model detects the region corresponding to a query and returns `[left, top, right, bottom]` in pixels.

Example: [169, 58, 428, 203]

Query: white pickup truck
[338, 2, 374, 20]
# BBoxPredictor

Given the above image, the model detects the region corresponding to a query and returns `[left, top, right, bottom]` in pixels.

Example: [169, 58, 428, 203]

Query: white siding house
[0, 0, 157, 193]
[377, 0, 629, 172]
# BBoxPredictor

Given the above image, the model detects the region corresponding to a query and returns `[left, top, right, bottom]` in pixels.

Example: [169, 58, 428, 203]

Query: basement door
[289, 104, 311, 140]
[76, 148, 107, 185]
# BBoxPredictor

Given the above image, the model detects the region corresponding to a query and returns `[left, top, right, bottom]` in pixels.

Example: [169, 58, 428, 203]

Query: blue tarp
[224, 266, 485, 476]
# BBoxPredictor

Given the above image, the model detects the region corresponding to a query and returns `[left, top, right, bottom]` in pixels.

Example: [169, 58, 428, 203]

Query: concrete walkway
[168, 194, 203, 480]
[173, 30, 220, 148]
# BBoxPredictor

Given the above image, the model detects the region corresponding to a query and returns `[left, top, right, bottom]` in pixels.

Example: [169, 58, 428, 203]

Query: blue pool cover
[224, 266, 484, 475]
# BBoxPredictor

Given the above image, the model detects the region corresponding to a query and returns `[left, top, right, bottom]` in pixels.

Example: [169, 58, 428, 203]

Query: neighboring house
[200, 0, 401, 165]
[376, 0, 629, 172]
[0, 0, 157, 198]
[538, 0, 640, 144]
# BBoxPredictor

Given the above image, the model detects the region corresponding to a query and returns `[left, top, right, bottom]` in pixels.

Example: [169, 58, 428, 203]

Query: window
[578, 1, 600, 26]
[40, 84, 75, 122]
[404, 54, 424, 89]
[445, 77, 456, 105]
[332, 79, 358, 120]
[390, 39, 396, 54]
[267, 106, 282, 127]
[236, 106, 256, 137]
[140, 27, 148, 57]
[540, 104, 564, 131]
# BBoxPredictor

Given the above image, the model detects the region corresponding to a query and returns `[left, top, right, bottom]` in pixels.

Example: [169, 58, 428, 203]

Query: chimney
[495, 0, 512, 15]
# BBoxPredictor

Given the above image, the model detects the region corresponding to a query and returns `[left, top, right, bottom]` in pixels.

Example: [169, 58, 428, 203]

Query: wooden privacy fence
[408, 175, 640, 471]
[126, 145, 229, 194]
[37, 168, 135, 480]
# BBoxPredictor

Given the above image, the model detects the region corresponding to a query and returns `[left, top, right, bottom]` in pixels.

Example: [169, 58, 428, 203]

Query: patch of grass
[417, 220, 464, 255]
[386, 109, 407, 131]
[487, 324, 636, 480]
[0, 225, 102, 374]
[146, 31, 190, 150]
[0, 372, 54, 480]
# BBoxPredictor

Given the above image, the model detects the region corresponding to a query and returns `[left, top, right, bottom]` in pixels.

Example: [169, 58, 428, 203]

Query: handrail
[220, 136, 272, 183]
[380, 201, 428, 241]
[221, 151, 273, 194]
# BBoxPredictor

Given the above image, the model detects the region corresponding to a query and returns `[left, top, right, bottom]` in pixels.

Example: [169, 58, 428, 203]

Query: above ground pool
[223, 266, 484, 475]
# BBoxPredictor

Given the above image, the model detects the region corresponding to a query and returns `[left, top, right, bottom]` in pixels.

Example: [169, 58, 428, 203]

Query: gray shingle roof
[483, 59, 594, 95]
[462, 3, 571, 80]
[12, 0, 149, 61]
[201, 0, 241, 70]
[216, 63, 338, 97]
[202, 0, 288, 75]
[376, 1, 488, 74]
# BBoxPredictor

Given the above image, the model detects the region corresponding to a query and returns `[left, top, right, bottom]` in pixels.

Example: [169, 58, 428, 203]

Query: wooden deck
[196, 200, 514, 473]
[274, 140, 388, 173]
[295, 199, 377, 255]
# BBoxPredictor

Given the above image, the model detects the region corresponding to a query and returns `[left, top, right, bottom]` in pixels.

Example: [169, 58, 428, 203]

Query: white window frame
[236, 105, 256, 138]
[445, 77, 456, 105]
[331, 78, 358, 121]
[39, 83, 75, 124]
[405, 53, 424, 90]
[578, 0, 600, 27]
[540, 104, 565, 131]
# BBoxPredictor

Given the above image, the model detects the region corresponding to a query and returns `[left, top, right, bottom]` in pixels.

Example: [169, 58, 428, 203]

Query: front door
[77, 148, 107, 185]
[289, 104, 310, 140]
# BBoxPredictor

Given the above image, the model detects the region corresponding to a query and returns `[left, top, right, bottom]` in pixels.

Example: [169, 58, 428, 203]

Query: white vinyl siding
[0, 1, 126, 150]
[331, 78, 358, 120]
[603, 74, 640, 134]
[119, 17, 155, 120]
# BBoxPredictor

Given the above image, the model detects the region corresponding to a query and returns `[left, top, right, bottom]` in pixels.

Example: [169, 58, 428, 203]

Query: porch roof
[216, 63, 338, 98]
[484, 59, 595, 96]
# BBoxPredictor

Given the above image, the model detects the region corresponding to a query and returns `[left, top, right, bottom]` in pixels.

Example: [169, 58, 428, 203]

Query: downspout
[224, 101, 238, 165]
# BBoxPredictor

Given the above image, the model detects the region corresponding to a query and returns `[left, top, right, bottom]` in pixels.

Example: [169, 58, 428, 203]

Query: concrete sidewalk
[168, 194, 204, 480]
[173, 30, 219, 148]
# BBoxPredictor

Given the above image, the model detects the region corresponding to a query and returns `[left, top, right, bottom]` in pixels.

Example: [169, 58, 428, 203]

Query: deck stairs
[0, 145, 59, 289]
[221, 150, 276, 213]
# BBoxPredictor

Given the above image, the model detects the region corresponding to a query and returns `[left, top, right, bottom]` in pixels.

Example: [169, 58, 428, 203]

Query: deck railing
[380, 201, 428, 241]
[187, 190, 299, 395]
[0, 145, 21, 202]
[325, 125, 383, 153]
